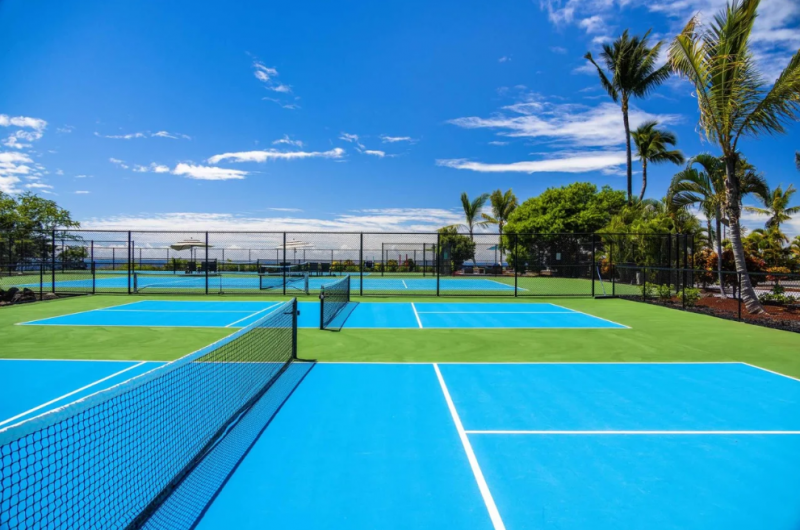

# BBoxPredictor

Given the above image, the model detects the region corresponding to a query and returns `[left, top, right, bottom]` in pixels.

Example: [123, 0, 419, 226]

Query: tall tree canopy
[504, 183, 627, 235]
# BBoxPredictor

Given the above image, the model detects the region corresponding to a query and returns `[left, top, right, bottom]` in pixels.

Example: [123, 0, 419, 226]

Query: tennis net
[319, 276, 351, 330]
[133, 271, 220, 293]
[259, 271, 309, 294]
[0, 299, 303, 530]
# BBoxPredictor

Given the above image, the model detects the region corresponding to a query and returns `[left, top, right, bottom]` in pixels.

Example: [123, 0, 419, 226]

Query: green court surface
[1, 294, 800, 379]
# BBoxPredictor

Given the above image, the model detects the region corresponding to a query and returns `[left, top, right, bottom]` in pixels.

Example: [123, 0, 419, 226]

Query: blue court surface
[18, 300, 627, 329]
[23, 273, 523, 292]
[5, 360, 797, 529]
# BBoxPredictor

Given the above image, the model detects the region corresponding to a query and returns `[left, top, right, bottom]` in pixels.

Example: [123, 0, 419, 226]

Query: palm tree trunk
[723, 155, 763, 313]
[622, 96, 632, 205]
[715, 207, 727, 298]
[638, 158, 647, 201]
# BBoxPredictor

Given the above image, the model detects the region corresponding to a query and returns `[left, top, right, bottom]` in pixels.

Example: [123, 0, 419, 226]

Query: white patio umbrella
[170, 238, 213, 261]
[276, 240, 313, 263]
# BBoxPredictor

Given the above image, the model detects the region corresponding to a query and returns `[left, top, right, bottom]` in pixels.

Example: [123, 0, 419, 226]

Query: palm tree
[631, 121, 685, 200]
[481, 189, 518, 261]
[796, 152, 800, 171]
[585, 30, 672, 204]
[451, 192, 490, 240]
[669, 154, 768, 296]
[745, 184, 800, 231]
[668, 0, 800, 313]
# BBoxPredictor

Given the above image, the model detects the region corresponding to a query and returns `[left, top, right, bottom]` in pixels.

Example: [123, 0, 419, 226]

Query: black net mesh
[0, 299, 306, 530]
[320, 276, 351, 330]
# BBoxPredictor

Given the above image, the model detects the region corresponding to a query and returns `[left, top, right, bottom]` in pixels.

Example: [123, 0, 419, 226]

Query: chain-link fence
[0, 229, 693, 298]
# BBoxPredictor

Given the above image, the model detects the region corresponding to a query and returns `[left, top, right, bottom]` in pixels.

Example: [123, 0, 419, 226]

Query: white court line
[466, 430, 800, 435]
[484, 279, 528, 291]
[415, 311, 581, 314]
[102, 309, 259, 313]
[433, 364, 506, 530]
[225, 303, 282, 328]
[738, 362, 800, 383]
[410, 303, 423, 328]
[0, 361, 149, 428]
[402, 280, 408, 289]
[15, 300, 147, 325]
[541, 303, 631, 329]
[0, 358, 159, 363]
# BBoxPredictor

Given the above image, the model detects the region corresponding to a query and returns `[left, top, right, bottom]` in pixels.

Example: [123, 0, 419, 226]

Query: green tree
[631, 121, 685, 200]
[585, 30, 671, 204]
[437, 226, 476, 272]
[744, 184, 800, 231]
[669, 154, 767, 295]
[481, 189, 518, 259]
[0, 191, 80, 262]
[668, 0, 800, 313]
[504, 183, 626, 234]
[449, 192, 490, 240]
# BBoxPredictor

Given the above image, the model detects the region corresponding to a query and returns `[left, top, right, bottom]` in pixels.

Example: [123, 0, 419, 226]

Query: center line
[411, 303, 423, 328]
[433, 364, 506, 530]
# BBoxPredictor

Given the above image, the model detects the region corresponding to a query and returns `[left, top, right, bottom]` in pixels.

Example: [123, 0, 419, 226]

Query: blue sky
[0, 0, 798, 234]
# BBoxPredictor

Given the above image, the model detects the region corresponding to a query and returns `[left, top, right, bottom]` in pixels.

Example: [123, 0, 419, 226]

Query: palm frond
[584, 52, 619, 102]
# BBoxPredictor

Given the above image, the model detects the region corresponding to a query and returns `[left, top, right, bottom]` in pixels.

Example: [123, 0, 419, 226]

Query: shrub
[656, 283, 673, 302]
[758, 284, 796, 305]
[766, 266, 792, 283]
[683, 287, 701, 307]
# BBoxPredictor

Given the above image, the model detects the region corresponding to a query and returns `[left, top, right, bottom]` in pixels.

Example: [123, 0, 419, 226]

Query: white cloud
[253, 60, 298, 105]
[269, 83, 292, 93]
[488, 141, 509, 146]
[96, 132, 147, 140]
[448, 97, 680, 148]
[109, 158, 130, 169]
[81, 208, 465, 232]
[541, 0, 799, 82]
[55, 169, 64, 176]
[267, 207, 303, 212]
[0, 152, 39, 193]
[25, 182, 54, 189]
[133, 163, 171, 173]
[380, 135, 415, 143]
[208, 147, 345, 164]
[363, 149, 386, 157]
[573, 62, 598, 75]
[57, 125, 75, 134]
[498, 56, 511, 63]
[550, 46, 568, 54]
[75, 190, 90, 194]
[437, 150, 627, 174]
[152, 131, 191, 140]
[0, 115, 47, 131]
[253, 62, 278, 83]
[578, 15, 607, 34]
[272, 135, 304, 148]
[96, 131, 190, 140]
[172, 163, 248, 181]
[339, 132, 365, 149]
[74, 174, 91, 178]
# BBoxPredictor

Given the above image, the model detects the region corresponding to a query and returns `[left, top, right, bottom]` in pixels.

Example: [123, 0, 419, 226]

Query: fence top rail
[18, 229, 692, 237]
[614, 264, 800, 278]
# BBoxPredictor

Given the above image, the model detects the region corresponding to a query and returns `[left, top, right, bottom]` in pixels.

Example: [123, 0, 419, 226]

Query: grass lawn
[1, 293, 799, 378]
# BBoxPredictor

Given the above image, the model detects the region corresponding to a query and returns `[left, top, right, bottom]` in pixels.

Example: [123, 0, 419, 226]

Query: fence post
[127, 231, 132, 295]
[643, 265, 647, 302]
[591, 233, 596, 297]
[205, 231, 210, 295]
[282, 232, 287, 296]
[359, 233, 364, 297]
[611, 240, 615, 296]
[436, 232, 440, 297]
[738, 272, 742, 321]
[50, 229, 56, 293]
[39, 260, 43, 299]
[513, 233, 518, 298]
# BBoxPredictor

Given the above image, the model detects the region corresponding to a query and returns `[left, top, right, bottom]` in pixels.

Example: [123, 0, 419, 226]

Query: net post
[359, 232, 364, 296]
[204, 231, 209, 295]
[319, 289, 324, 330]
[293, 298, 299, 359]
[282, 232, 287, 296]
